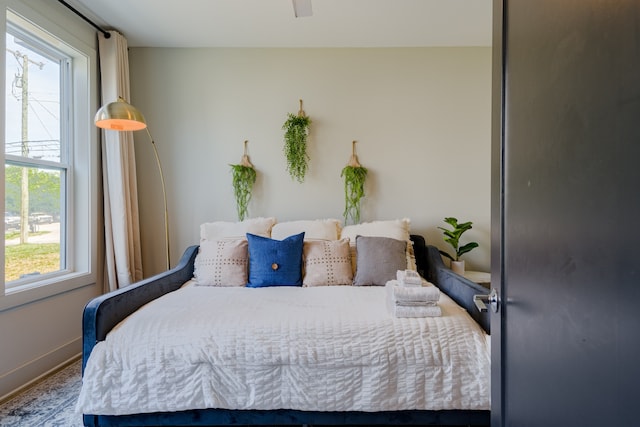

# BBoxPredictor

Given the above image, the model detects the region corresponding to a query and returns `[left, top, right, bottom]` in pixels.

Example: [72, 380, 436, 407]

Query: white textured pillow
[271, 219, 342, 241]
[194, 239, 248, 287]
[341, 218, 411, 242]
[303, 238, 353, 287]
[200, 217, 276, 242]
[340, 218, 416, 273]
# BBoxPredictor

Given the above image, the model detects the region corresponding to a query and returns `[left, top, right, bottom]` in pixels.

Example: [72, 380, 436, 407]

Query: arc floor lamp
[95, 97, 170, 269]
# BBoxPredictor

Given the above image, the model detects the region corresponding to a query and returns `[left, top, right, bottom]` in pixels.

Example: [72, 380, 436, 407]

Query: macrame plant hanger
[240, 139, 253, 168]
[348, 140, 362, 168]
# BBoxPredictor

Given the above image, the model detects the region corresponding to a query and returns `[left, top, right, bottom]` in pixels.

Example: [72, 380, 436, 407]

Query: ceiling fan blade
[292, 0, 313, 18]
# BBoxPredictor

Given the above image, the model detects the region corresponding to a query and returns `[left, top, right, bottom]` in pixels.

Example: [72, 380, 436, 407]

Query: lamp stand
[145, 127, 170, 270]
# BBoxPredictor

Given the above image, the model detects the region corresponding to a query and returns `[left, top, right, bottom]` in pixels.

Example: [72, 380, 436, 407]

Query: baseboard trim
[0, 337, 81, 403]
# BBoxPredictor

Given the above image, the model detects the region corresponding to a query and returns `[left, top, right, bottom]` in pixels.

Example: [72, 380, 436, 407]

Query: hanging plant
[341, 141, 368, 225]
[282, 99, 311, 183]
[230, 140, 257, 221]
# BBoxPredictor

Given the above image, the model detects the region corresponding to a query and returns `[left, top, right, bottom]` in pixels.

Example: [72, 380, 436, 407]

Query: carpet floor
[0, 359, 83, 426]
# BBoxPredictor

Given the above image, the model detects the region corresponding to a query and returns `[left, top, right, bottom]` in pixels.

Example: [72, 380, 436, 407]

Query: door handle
[473, 288, 499, 313]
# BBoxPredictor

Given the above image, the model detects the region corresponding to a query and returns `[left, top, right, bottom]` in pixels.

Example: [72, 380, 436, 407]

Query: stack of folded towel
[386, 270, 441, 318]
[396, 269, 423, 286]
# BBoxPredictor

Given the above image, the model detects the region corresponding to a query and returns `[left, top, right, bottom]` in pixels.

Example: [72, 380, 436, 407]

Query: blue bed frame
[82, 235, 490, 426]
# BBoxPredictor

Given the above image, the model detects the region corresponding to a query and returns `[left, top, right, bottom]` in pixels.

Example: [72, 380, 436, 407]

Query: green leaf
[438, 216, 479, 261]
[283, 113, 312, 183]
[443, 217, 459, 227]
[341, 165, 368, 224]
[457, 242, 479, 257]
[456, 221, 473, 232]
[230, 164, 257, 221]
[439, 229, 457, 240]
[439, 250, 455, 261]
[443, 236, 458, 248]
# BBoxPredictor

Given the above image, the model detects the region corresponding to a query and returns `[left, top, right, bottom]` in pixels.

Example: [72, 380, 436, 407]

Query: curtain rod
[57, 0, 111, 38]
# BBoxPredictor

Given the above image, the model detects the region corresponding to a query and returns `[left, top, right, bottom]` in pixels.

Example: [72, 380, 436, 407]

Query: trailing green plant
[229, 140, 257, 221]
[282, 100, 311, 183]
[341, 165, 368, 224]
[437, 217, 479, 261]
[341, 141, 368, 225]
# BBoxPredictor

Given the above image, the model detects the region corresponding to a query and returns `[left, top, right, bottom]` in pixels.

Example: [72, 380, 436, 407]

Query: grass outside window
[5, 230, 60, 282]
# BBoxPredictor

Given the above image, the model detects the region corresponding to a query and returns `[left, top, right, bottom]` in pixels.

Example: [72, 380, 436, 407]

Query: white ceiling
[67, 0, 492, 48]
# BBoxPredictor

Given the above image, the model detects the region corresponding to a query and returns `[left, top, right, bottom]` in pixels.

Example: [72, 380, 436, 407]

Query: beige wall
[0, 285, 98, 398]
[129, 47, 491, 276]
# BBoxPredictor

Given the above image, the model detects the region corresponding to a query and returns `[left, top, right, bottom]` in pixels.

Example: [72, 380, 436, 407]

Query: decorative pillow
[193, 239, 248, 287]
[271, 219, 342, 241]
[352, 235, 407, 286]
[200, 217, 276, 242]
[303, 238, 353, 287]
[246, 232, 305, 288]
[340, 218, 416, 272]
[341, 219, 411, 242]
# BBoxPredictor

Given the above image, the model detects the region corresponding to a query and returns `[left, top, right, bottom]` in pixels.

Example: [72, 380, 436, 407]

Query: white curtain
[98, 31, 143, 291]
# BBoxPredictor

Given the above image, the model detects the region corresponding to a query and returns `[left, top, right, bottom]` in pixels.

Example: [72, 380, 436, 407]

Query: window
[5, 22, 67, 287]
[1, 6, 97, 308]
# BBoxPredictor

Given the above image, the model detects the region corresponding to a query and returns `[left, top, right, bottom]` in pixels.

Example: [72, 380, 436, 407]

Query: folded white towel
[386, 280, 440, 304]
[392, 300, 437, 307]
[396, 269, 422, 286]
[389, 303, 442, 318]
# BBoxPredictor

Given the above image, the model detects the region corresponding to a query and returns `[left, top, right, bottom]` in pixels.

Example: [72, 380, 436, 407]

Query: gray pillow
[353, 235, 407, 286]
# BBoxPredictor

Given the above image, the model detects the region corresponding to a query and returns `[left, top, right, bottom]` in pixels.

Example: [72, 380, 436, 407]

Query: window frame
[0, 4, 98, 311]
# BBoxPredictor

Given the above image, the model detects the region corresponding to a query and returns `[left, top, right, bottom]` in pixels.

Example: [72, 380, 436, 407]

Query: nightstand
[464, 270, 491, 288]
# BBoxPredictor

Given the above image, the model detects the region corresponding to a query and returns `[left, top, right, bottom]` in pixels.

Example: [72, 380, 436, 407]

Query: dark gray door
[492, 1, 640, 426]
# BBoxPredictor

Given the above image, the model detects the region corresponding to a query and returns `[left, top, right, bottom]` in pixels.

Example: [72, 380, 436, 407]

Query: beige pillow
[200, 217, 276, 242]
[303, 238, 353, 286]
[340, 218, 416, 273]
[271, 219, 342, 241]
[193, 239, 248, 286]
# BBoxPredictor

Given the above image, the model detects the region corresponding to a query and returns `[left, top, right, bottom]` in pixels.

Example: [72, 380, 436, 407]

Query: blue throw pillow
[246, 232, 305, 288]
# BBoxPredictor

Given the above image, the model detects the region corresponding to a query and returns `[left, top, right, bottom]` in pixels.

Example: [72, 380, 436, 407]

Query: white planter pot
[451, 260, 465, 275]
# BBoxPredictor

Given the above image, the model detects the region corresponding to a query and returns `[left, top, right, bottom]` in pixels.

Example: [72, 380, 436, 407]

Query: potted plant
[437, 217, 479, 275]
[341, 140, 367, 224]
[282, 99, 311, 183]
[230, 140, 257, 221]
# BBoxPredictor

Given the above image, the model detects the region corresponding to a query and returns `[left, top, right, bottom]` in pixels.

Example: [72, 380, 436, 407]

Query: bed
[78, 219, 491, 427]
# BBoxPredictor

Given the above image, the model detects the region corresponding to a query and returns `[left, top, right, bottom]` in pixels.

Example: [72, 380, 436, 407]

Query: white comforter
[77, 284, 490, 415]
